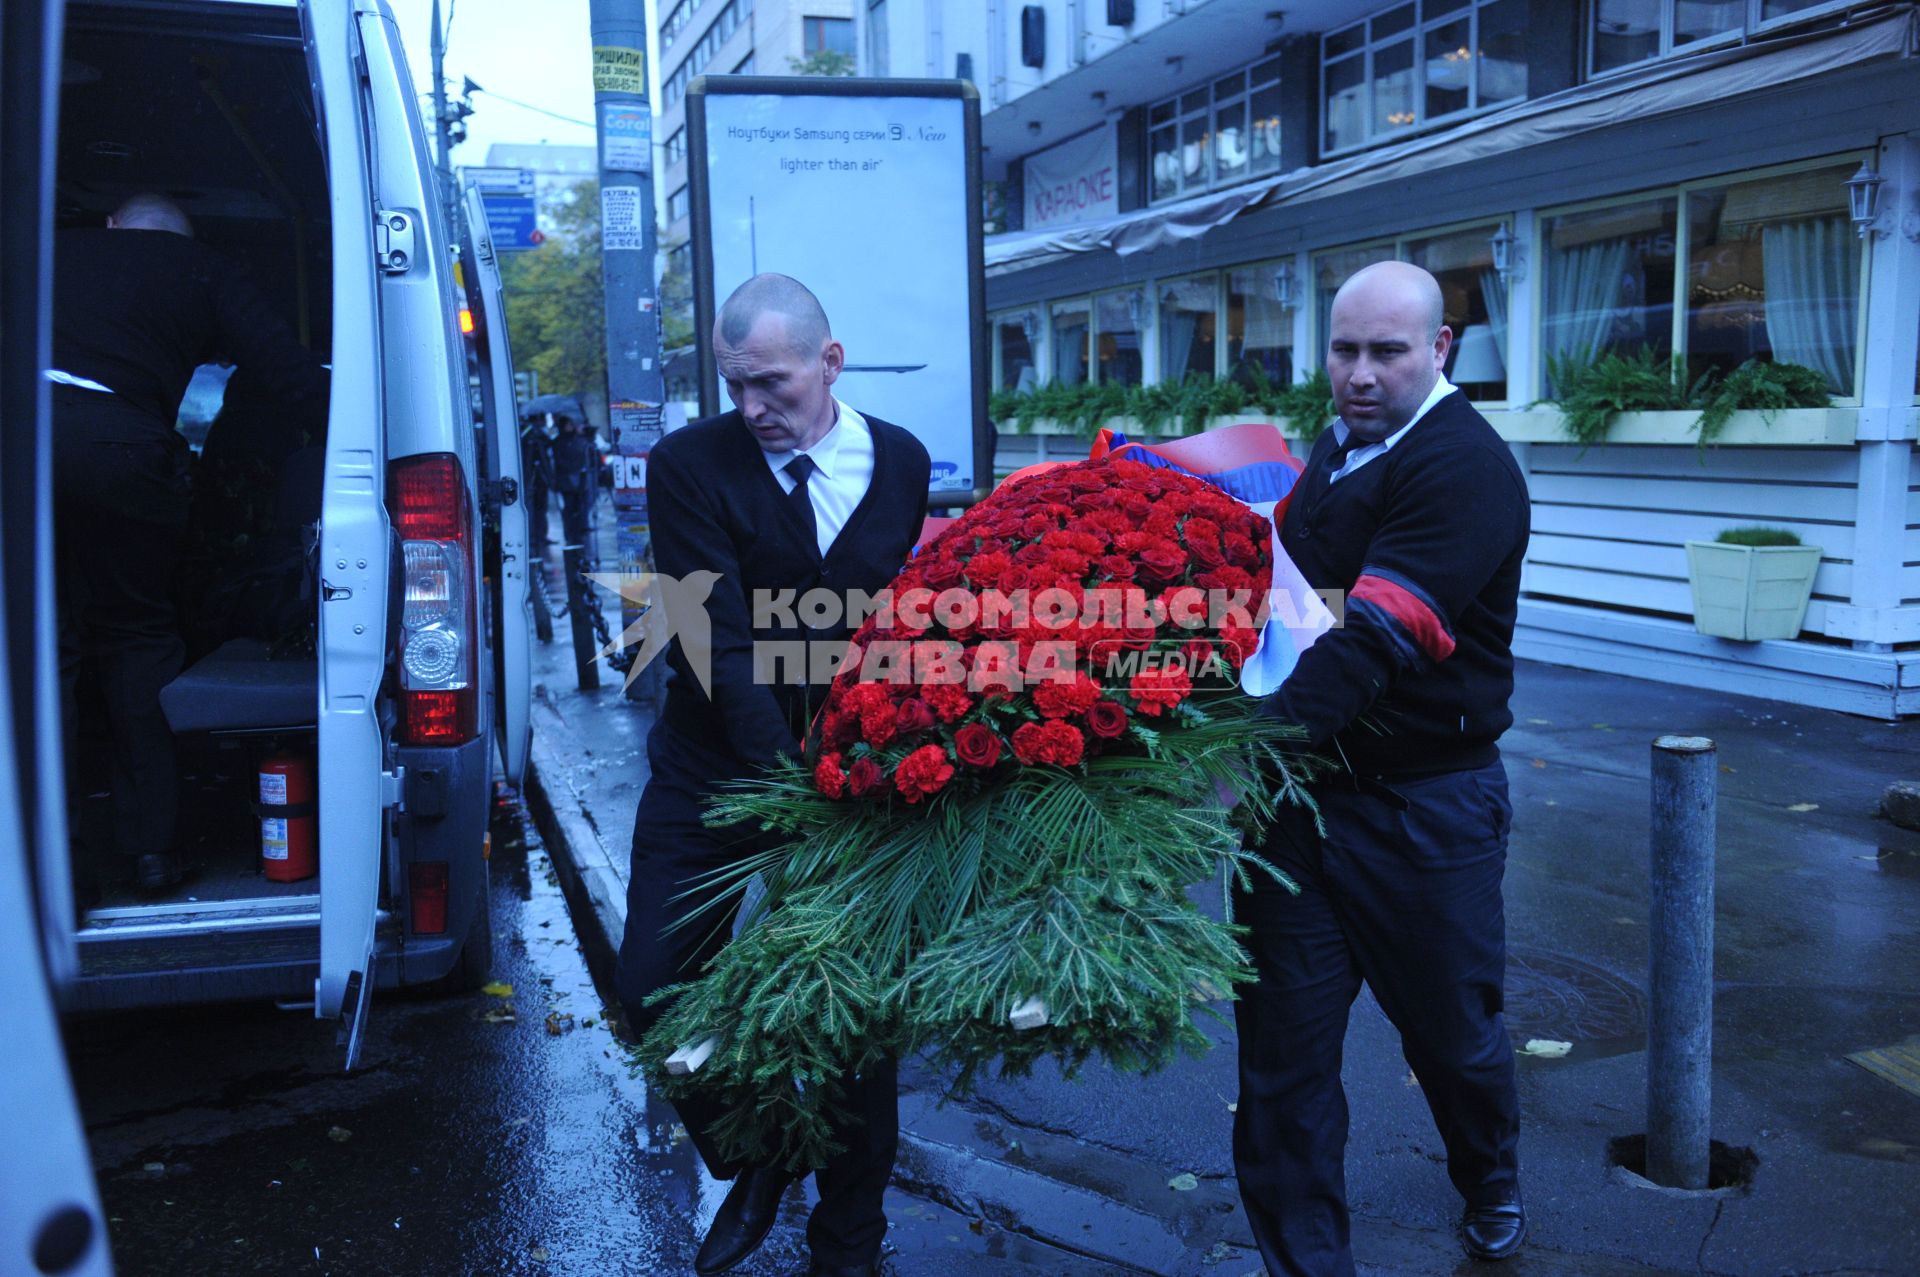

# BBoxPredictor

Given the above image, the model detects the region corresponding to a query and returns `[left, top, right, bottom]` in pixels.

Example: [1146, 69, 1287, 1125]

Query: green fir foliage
[987, 369, 1334, 440]
[1714, 525, 1802, 547]
[1540, 349, 1834, 448]
[636, 698, 1325, 1172]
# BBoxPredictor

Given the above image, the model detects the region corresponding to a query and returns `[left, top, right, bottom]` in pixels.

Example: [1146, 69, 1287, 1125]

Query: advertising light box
[688, 77, 987, 504]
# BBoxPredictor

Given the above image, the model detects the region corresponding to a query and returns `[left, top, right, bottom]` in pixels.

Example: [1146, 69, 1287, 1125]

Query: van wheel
[448, 879, 494, 991]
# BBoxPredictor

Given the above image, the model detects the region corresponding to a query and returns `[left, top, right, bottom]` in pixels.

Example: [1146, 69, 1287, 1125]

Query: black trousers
[1232, 760, 1521, 1277]
[53, 389, 192, 859]
[615, 720, 898, 1268]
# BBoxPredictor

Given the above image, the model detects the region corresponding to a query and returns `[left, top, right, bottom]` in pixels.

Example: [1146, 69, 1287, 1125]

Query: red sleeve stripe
[1351, 573, 1455, 664]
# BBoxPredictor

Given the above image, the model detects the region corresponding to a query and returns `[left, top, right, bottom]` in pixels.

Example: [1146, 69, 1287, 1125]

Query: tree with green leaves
[498, 179, 605, 400]
[788, 50, 855, 76]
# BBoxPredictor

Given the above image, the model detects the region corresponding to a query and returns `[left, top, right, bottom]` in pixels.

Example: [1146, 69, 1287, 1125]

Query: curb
[524, 728, 629, 1010]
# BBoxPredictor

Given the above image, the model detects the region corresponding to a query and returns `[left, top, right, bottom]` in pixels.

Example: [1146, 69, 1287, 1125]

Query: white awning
[985, 7, 1915, 277]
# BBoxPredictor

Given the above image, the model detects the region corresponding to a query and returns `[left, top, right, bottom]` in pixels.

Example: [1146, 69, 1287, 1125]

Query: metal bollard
[1647, 735, 1716, 1189]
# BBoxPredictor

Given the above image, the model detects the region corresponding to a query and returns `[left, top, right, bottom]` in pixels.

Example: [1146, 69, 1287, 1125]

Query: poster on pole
[687, 77, 988, 505]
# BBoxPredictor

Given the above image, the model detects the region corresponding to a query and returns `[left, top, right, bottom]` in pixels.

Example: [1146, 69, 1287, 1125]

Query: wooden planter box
[1486, 407, 1857, 447]
[1684, 541, 1824, 640]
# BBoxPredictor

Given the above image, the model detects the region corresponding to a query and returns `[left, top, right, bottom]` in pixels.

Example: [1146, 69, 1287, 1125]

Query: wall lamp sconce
[1271, 259, 1296, 308]
[1490, 223, 1526, 285]
[1846, 160, 1919, 241]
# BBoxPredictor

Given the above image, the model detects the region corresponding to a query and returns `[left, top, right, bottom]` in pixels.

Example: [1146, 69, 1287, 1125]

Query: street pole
[588, 0, 665, 700]
[430, 0, 457, 236]
[1647, 734, 1716, 1190]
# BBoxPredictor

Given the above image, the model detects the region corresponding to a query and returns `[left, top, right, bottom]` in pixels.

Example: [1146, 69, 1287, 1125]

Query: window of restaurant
[1227, 264, 1295, 390]
[1322, 0, 1526, 158]
[1540, 158, 1866, 398]
[1096, 289, 1147, 386]
[993, 309, 1041, 392]
[1147, 55, 1283, 205]
[1158, 275, 1220, 382]
[1051, 298, 1092, 385]
[1314, 242, 1396, 355]
[1406, 223, 1507, 401]
[1590, 0, 1860, 77]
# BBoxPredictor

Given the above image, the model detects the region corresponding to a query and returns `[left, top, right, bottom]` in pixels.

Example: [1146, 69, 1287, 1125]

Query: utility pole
[430, 0, 457, 235]
[588, 0, 665, 701]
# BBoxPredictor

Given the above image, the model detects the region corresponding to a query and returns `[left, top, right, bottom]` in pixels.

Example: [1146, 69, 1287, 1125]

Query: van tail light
[409, 861, 449, 935]
[389, 453, 477, 744]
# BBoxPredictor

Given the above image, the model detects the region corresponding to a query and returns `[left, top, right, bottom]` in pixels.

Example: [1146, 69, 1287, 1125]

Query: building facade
[859, 0, 1920, 718]
[656, 0, 859, 287]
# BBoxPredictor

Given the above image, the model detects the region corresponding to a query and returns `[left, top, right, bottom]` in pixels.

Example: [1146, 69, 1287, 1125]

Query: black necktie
[784, 453, 818, 548]
[1325, 429, 1362, 477]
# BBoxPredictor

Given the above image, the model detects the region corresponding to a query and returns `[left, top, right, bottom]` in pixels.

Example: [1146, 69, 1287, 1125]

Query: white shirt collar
[763, 398, 866, 481]
[1332, 375, 1457, 452]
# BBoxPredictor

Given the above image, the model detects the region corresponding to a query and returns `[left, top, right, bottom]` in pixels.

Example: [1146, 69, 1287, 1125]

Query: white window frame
[990, 307, 1046, 392]
[1588, 0, 1866, 79]
[1535, 152, 1871, 403]
[1320, 0, 1526, 160]
[1146, 53, 1284, 206]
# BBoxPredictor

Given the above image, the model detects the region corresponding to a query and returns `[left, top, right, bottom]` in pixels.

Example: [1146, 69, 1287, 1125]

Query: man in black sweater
[1234, 262, 1532, 1276]
[614, 274, 930, 1277]
[52, 193, 328, 890]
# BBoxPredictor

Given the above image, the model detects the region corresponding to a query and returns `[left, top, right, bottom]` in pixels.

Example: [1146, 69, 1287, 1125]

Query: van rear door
[303, 0, 393, 1069]
[459, 185, 531, 787]
[1, 0, 114, 1270]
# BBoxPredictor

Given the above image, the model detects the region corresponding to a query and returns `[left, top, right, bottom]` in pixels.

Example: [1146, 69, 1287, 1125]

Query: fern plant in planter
[1683, 526, 1823, 642]
[1542, 350, 1833, 448]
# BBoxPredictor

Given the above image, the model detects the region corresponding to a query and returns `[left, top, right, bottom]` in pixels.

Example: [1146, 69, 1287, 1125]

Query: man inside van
[51, 192, 329, 892]
[616, 274, 930, 1277]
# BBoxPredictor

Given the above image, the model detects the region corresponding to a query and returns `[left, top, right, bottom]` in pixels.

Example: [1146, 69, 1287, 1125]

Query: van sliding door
[302, 0, 391, 1070]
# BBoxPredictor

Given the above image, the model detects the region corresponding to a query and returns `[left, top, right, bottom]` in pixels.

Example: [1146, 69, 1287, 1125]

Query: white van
[44, 0, 532, 1063]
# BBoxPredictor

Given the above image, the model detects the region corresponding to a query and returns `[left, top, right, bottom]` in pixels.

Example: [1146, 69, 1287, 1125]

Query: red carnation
[814, 753, 848, 798]
[1032, 673, 1102, 719]
[964, 551, 1013, 590]
[953, 723, 1002, 768]
[894, 744, 956, 803]
[1011, 719, 1086, 767]
[923, 681, 974, 723]
[1085, 699, 1129, 739]
[1129, 665, 1194, 717]
[848, 756, 885, 798]
[895, 698, 936, 735]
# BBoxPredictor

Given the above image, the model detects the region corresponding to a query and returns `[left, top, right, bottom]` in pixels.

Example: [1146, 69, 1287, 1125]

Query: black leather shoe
[694, 1165, 793, 1275]
[135, 852, 185, 892]
[1460, 1197, 1527, 1262]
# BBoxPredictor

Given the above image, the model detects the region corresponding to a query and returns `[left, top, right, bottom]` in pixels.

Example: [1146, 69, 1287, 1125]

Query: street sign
[459, 166, 541, 253]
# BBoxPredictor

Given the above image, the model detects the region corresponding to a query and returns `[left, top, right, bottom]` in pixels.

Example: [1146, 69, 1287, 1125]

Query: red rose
[952, 722, 1002, 768]
[1085, 699, 1129, 739]
[1010, 719, 1086, 767]
[813, 753, 848, 798]
[895, 698, 936, 735]
[1096, 554, 1136, 581]
[1181, 637, 1217, 670]
[922, 555, 965, 590]
[1138, 542, 1188, 584]
[1223, 531, 1260, 567]
[894, 743, 956, 803]
[848, 756, 885, 798]
[1129, 665, 1194, 717]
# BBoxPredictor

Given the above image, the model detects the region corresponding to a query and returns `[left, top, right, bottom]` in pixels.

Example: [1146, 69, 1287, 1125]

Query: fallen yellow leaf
[1168, 1172, 1200, 1191]
[481, 982, 514, 998]
[1786, 803, 1819, 813]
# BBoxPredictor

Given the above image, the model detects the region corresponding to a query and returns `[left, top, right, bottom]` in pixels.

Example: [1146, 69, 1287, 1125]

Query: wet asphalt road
[64, 796, 1129, 1277]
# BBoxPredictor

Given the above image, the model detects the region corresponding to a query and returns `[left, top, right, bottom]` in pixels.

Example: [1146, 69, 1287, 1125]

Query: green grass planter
[1684, 527, 1823, 641]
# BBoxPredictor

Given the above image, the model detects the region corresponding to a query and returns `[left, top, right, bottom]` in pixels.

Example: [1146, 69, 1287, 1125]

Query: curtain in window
[1545, 238, 1632, 368]
[1760, 214, 1858, 395]
[1162, 308, 1199, 382]
[1479, 268, 1509, 362]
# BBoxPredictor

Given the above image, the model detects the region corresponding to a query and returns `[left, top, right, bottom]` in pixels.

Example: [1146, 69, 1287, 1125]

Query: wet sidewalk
[524, 539, 1920, 1276]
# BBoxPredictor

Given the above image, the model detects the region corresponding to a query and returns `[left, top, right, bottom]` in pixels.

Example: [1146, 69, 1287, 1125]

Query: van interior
[58, 1, 340, 937]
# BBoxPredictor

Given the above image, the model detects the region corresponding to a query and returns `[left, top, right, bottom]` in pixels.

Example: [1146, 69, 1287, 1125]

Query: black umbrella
[521, 393, 586, 421]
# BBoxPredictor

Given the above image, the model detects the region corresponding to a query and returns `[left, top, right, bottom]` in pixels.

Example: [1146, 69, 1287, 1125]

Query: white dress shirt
[1327, 374, 1458, 485]
[763, 398, 876, 557]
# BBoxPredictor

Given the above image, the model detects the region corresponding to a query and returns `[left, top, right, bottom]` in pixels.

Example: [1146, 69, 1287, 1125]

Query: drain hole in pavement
[1606, 1135, 1758, 1190]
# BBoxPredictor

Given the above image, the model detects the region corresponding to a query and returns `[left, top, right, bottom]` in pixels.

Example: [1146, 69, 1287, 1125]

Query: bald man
[615, 274, 929, 1277]
[1234, 262, 1532, 1274]
[51, 193, 328, 891]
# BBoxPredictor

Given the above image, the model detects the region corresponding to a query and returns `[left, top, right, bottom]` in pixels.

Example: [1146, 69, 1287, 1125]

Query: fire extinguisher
[258, 753, 317, 882]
